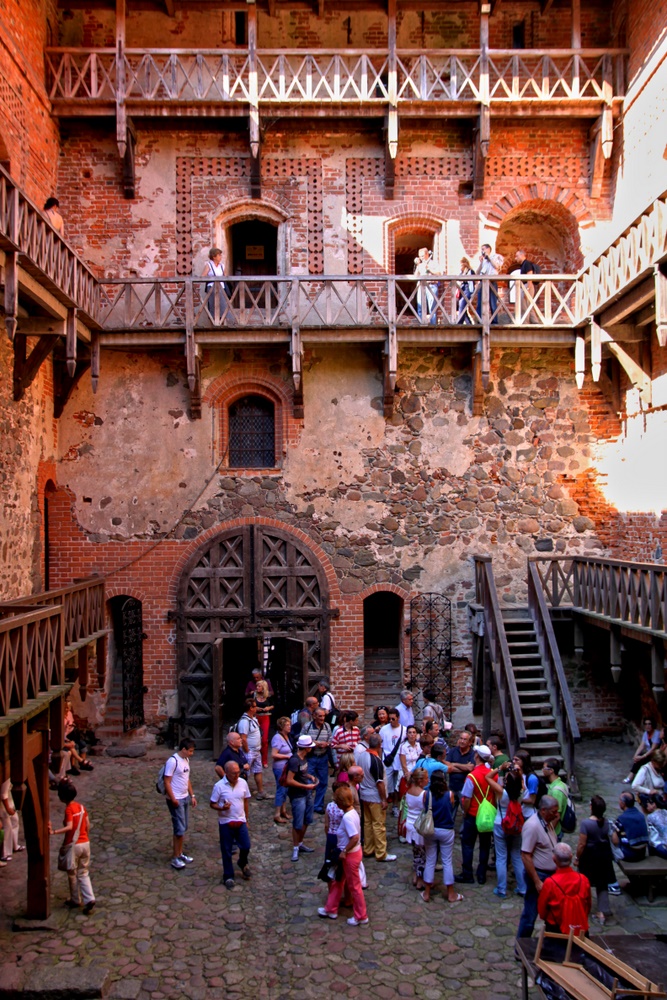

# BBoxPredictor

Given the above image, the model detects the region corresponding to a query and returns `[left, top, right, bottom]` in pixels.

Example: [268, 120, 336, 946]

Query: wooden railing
[531, 556, 667, 637]
[0, 607, 63, 719]
[0, 164, 99, 324]
[45, 47, 626, 105]
[578, 193, 667, 320]
[97, 273, 578, 332]
[474, 556, 527, 754]
[527, 561, 580, 785]
[0, 578, 106, 654]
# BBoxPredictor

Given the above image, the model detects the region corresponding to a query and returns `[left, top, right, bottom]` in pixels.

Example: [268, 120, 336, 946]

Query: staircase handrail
[527, 560, 580, 785]
[473, 556, 526, 751]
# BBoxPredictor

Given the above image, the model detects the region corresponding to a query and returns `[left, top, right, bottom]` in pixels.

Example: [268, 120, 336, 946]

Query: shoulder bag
[414, 790, 434, 838]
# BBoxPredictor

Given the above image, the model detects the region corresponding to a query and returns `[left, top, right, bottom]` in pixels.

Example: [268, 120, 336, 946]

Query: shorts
[385, 769, 400, 795]
[245, 748, 263, 774]
[167, 796, 190, 837]
[290, 791, 314, 830]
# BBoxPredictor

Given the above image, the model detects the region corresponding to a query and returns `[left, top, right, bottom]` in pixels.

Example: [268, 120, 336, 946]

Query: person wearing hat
[284, 734, 319, 862]
[456, 744, 496, 885]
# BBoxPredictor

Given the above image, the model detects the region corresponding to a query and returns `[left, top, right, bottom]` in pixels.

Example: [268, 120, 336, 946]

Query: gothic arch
[213, 199, 290, 274]
[175, 522, 332, 746]
[384, 211, 447, 272]
[203, 370, 296, 466]
[493, 196, 586, 273]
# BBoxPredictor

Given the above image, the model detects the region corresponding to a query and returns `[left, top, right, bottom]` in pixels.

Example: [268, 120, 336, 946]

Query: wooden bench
[619, 856, 667, 902]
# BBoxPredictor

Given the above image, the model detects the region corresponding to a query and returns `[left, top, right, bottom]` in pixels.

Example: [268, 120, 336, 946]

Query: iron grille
[409, 593, 452, 718]
[229, 395, 275, 468]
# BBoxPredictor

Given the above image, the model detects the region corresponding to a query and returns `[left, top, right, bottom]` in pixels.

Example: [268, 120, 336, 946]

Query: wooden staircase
[504, 612, 563, 770]
[364, 648, 402, 716]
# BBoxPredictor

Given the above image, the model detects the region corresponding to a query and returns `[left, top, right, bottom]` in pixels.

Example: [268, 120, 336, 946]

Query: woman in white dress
[398, 725, 422, 795]
[202, 247, 229, 316]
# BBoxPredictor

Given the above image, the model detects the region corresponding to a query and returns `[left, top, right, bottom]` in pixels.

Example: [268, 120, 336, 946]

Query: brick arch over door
[175, 523, 331, 747]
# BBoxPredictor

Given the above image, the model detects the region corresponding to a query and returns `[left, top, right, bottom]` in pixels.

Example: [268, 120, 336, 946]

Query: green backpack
[471, 774, 497, 833]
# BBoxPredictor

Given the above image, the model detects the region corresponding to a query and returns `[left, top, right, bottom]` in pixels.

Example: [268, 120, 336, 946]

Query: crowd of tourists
[162, 676, 667, 936]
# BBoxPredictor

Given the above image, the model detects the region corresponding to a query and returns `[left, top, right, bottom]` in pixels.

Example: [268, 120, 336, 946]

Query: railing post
[387, 0, 398, 160]
[115, 0, 127, 157]
[481, 279, 490, 388]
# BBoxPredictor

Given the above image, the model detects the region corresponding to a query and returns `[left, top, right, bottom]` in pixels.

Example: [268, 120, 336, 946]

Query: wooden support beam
[571, 0, 581, 49]
[472, 123, 486, 200]
[116, 0, 127, 159]
[472, 343, 484, 416]
[384, 122, 396, 199]
[248, 1, 260, 162]
[91, 330, 100, 393]
[655, 264, 667, 347]
[13, 335, 57, 401]
[4, 249, 18, 341]
[599, 277, 655, 327]
[589, 117, 605, 200]
[291, 323, 304, 419]
[250, 153, 261, 200]
[16, 318, 65, 336]
[575, 332, 585, 388]
[78, 645, 89, 701]
[53, 353, 91, 418]
[123, 118, 137, 199]
[590, 317, 601, 382]
[24, 726, 51, 920]
[189, 354, 202, 419]
[387, 0, 398, 164]
[600, 328, 652, 405]
[610, 627, 622, 683]
[652, 639, 666, 706]
[66, 307, 78, 377]
[164, 0, 175, 13]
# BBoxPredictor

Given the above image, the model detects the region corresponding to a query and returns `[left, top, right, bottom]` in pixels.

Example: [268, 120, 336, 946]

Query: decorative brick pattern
[176, 155, 323, 275]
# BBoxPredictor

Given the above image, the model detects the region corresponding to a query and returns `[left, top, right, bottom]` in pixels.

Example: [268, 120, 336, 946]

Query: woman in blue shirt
[420, 770, 464, 903]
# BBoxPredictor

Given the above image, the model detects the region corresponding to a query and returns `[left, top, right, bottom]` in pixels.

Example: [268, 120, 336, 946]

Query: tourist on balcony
[202, 247, 229, 317]
[476, 243, 503, 324]
[49, 780, 95, 914]
[515, 249, 540, 315]
[624, 717, 662, 782]
[456, 257, 475, 323]
[632, 749, 666, 798]
[43, 196, 64, 236]
[575, 794, 615, 926]
[413, 248, 438, 324]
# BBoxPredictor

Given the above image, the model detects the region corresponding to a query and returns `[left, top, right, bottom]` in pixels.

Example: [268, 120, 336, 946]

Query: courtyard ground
[0, 736, 666, 1000]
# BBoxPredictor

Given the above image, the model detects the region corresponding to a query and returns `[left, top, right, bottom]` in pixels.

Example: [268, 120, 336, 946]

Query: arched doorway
[229, 219, 278, 276]
[496, 199, 583, 273]
[175, 524, 330, 748]
[109, 596, 146, 732]
[363, 592, 403, 715]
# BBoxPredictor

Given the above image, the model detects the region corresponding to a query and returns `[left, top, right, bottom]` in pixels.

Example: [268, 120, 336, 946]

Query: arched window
[228, 395, 275, 468]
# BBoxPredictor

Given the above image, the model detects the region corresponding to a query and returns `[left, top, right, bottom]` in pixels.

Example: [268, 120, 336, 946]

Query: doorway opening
[229, 220, 278, 276]
[265, 635, 309, 719]
[109, 596, 145, 732]
[363, 592, 403, 714]
[394, 230, 434, 318]
[221, 636, 261, 721]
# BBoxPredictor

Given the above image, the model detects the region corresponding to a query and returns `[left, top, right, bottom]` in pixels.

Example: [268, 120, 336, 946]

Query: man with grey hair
[517, 795, 560, 940]
[353, 726, 373, 763]
[538, 842, 591, 936]
[214, 731, 250, 781]
[395, 690, 415, 728]
[359, 733, 396, 863]
[210, 761, 251, 889]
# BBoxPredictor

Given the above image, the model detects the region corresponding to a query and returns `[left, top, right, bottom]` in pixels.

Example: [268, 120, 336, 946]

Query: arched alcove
[496, 199, 583, 273]
[213, 200, 289, 275]
[363, 591, 404, 714]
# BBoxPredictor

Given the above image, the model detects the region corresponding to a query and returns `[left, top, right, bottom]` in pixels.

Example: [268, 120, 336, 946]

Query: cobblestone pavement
[1, 737, 666, 1000]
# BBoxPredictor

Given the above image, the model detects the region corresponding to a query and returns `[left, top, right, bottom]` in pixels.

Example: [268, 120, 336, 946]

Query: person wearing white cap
[455, 744, 497, 885]
[284, 734, 319, 862]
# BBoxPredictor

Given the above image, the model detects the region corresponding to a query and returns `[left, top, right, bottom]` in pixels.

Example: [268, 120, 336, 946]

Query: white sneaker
[291, 846, 300, 862]
[347, 916, 369, 925]
[377, 854, 397, 862]
[317, 907, 337, 919]
[179, 854, 194, 864]
[170, 857, 186, 869]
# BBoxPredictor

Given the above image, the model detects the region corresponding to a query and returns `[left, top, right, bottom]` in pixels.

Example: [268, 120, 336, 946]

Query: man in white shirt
[237, 699, 265, 798]
[395, 691, 415, 728]
[317, 678, 336, 722]
[379, 709, 406, 814]
[210, 761, 252, 889]
[163, 738, 197, 870]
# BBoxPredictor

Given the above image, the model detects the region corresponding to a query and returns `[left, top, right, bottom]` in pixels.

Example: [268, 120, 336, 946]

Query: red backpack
[551, 876, 589, 936]
[501, 798, 525, 837]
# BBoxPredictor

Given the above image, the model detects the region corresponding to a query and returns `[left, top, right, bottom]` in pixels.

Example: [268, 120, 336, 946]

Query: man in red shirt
[456, 744, 497, 884]
[538, 843, 591, 936]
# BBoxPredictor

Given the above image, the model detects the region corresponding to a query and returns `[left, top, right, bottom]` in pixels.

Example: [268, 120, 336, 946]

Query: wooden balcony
[46, 47, 626, 118]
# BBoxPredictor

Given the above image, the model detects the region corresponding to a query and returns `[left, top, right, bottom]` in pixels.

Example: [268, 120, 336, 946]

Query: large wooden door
[176, 525, 329, 748]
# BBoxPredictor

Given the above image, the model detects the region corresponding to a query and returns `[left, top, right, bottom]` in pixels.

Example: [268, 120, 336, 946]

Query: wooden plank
[598, 277, 655, 327]
[655, 265, 667, 347]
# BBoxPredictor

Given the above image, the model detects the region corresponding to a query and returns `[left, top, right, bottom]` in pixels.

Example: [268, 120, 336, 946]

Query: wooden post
[481, 281, 490, 388]
[571, 0, 581, 48]
[479, 8, 490, 153]
[387, 0, 398, 162]
[610, 628, 622, 685]
[247, 1, 260, 161]
[575, 333, 585, 388]
[655, 265, 667, 348]
[66, 308, 78, 378]
[590, 317, 601, 382]
[116, 0, 127, 159]
[652, 639, 665, 706]
[4, 249, 18, 341]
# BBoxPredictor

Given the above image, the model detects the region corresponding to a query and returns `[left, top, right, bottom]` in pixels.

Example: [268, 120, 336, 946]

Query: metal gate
[120, 597, 145, 732]
[409, 593, 452, 718]
[174, 524, 332, 748]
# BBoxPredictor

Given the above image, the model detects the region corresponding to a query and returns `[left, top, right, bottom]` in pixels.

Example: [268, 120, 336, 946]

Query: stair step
[503, 619, 533, 627]
[522, 715, 556, 724]
[512, 664, 545, 672]
[524, 728, 559, 737]
[507, 641, 539, 650]
[511, 659, 542, 667]
[520, 741, 561, 752]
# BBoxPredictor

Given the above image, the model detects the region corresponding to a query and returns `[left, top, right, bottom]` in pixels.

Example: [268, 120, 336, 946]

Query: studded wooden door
[176, 525, 330, 748]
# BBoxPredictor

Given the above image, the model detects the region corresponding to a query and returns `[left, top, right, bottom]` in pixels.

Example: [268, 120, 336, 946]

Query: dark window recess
[229, 395, 275, 468]
[235, 11, 247, 45]
[512, 21, 526, 49]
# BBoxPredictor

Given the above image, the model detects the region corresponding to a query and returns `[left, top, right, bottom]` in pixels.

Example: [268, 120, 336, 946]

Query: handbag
[414, 790, 434, 838]
[57, 805, 85, 871]
[471, 775, 497, 833]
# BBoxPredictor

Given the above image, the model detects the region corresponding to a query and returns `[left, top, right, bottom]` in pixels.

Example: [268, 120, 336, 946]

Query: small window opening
[235, 12, 247, 45]
[228, 395, 275, 468]
[512, 21, 526, 49]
